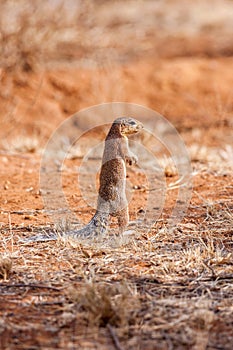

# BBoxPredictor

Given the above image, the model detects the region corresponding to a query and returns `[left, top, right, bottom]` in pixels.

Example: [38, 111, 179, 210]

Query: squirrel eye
[129, 120, 136, 125]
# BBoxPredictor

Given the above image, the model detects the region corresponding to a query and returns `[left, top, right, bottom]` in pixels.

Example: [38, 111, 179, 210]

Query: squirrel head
[113, 117, 143, 135]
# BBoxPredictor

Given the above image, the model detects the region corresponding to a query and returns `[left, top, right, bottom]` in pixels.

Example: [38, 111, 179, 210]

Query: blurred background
[0, 0, 232, 150]
[1, 0, 233, 69]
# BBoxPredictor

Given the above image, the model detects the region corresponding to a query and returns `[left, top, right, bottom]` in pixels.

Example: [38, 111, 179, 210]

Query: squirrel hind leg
[115, 207, 129, 234]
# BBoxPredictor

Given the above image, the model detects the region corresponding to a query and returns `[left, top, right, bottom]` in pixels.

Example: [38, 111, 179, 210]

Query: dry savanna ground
[0, 1, 233, 349]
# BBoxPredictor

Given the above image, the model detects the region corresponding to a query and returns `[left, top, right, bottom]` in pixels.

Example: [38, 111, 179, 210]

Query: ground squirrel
[25, 117, 143, 242]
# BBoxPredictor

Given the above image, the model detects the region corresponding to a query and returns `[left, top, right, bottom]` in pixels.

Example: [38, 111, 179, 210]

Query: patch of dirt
[0, 1, 233, 349]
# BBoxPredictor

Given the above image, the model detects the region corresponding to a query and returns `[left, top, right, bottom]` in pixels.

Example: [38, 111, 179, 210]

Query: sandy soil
[0, 1, 233, 349]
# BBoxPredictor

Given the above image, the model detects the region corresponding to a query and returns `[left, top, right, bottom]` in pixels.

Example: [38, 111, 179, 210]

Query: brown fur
[70, 117, 143, 237]
[96, 117, 143, 234]
[24, 117, 143, 242]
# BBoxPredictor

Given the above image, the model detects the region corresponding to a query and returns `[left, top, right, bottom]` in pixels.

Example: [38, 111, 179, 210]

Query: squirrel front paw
[125, 154, 138, 165]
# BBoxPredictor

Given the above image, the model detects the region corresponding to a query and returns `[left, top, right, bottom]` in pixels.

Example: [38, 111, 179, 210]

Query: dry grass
[0, 193, 232, 348]
[0, 134, 232, 348]
[189, 144, 233, 167]
[0, 1, 233, 349]
[2, 135, 41, 153]
[66, 281, 140, 328]
[0, 256, 12, 280]
[0, 0, 233, 72]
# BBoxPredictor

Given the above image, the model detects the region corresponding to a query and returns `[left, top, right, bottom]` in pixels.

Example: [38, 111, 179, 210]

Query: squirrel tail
[21, 211, 109, 243]
[67, 210, 109, 238]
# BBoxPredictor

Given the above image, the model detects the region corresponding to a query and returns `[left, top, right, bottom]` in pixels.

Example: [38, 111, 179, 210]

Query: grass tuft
[0, 256, 13, 281]
[67, 281, 139, 327]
